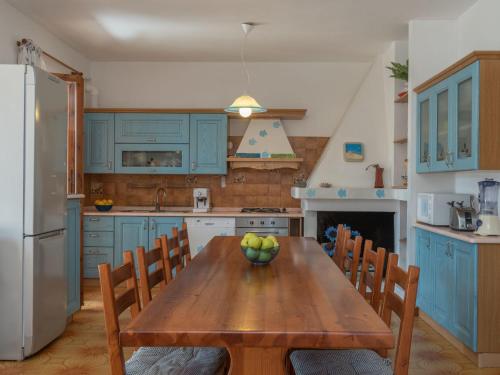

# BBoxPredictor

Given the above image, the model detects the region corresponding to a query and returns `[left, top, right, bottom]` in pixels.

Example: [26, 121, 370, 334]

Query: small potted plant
[386, 60, 409, 97]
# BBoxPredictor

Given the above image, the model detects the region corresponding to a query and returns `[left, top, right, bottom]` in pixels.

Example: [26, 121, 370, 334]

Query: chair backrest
[172, 223, 192, 266]
[333, 228, 350, 269]
[358, 244, 385, 312]
[137, 239, 167, 306]
[333, 224, 345, 257]
[98, 251, 141, 375]
[160, 233, 184, 282]
[343, 235, 363, 286]
[379, 253, 420, 375]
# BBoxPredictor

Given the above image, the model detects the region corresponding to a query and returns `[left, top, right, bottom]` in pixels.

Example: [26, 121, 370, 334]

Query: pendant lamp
[225, 23, 267, 118]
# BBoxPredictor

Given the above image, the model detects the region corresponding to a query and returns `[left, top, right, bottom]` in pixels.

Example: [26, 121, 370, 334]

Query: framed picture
[343, 142, 364, 162]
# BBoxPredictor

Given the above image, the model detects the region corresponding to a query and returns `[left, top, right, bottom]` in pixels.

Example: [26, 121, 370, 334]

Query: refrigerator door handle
[38, 230, 65, 240]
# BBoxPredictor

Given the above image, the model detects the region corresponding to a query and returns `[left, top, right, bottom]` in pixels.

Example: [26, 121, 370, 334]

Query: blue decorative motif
[376, 189, 385, 198]
[259, 129, 268, 137]
[248, 137, 257, 146]
[272, 121, 281, 128]
[306, 188, 316, 198]
[337, 188, 348, 198]
[261, 151, 270, 158]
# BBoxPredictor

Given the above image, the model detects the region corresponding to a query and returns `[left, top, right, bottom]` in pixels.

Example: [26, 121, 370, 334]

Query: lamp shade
[225, 95, 267, 117]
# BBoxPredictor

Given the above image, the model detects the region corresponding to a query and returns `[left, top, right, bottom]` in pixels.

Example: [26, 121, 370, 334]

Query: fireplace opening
[317, 211, 395, 253]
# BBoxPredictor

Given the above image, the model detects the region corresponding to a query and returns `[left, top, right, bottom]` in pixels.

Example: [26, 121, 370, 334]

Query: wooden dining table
[120, 236, 394, 375]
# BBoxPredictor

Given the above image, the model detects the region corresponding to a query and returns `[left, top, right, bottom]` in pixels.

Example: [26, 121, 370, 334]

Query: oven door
[235, 228, 289, 236]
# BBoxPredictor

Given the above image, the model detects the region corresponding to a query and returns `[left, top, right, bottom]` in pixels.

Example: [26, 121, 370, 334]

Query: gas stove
[240, 207, 287, 213]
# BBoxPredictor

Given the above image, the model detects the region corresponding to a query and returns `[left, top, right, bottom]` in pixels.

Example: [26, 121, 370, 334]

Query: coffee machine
[475, 179, 500, 236]
[193, 188, 210, 213]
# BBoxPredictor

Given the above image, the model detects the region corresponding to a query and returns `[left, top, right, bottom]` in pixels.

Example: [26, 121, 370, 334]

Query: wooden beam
[84, 108, 307, 120]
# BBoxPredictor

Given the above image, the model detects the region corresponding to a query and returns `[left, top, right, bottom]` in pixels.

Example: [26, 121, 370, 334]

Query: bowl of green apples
[240, 233, 280, 265]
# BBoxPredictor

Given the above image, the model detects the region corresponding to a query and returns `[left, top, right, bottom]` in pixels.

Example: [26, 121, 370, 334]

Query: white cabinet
[185, 217, 235, 257]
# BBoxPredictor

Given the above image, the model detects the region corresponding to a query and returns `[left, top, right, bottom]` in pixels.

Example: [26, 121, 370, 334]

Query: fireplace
[317, 211, 395, 253]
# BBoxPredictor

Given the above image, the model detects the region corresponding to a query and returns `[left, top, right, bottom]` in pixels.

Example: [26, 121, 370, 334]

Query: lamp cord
[240, 31, 251, 94]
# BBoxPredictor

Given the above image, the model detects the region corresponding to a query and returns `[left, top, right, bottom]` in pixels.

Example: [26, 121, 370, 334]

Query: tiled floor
[0, 281, 499, 375]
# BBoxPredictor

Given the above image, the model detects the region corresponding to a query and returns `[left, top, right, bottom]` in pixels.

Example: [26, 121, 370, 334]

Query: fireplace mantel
[291, 187, 408, 201]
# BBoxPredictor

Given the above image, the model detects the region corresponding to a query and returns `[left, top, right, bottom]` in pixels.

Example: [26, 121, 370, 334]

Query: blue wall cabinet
[84, 113, 115, 173]
[66, 200, 80, 316]
[114, 216, 149, 266]
[114, 143, 190, 174]
[416, 228, 478, 351]
[189, 114, 228, 174]
[115, 114, 189, 144]
[148, 217, 183, 249]
[416, 58, 485, 172]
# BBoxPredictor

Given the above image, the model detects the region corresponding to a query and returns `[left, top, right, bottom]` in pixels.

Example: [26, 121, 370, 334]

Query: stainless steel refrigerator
[0, 65, 68, 359]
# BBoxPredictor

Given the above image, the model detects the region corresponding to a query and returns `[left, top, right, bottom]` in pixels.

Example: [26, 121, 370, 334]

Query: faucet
[154, 188, 167, 212]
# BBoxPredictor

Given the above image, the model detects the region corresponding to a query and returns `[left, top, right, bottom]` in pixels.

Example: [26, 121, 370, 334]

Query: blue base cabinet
[114, 216, 149, 267]
[66, 199, 81, 316]
[83, 216, 115, 278]
[416, 228, 477, 351]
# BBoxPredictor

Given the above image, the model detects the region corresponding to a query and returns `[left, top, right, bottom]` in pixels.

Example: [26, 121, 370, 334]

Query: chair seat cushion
[126, 346, 227, 375]
[290, 349, 393, 375]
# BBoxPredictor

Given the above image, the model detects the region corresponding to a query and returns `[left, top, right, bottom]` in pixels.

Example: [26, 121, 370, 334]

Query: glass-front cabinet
[115, 144, 190, 174]
[416, 61, 479, 173]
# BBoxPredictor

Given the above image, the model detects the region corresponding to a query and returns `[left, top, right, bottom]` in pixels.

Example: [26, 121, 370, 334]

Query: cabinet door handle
[107, 161, 112, 170]
[143, 219, 148, 230]
[426, 155, 431, 168]
[88, 233, 99, 238]
[151, 219, 156, 230]
[191, 161, 197, 170]
[146, 138, 157, 142]
[448, 152, 454, 166]
[89, 218, 100, 222]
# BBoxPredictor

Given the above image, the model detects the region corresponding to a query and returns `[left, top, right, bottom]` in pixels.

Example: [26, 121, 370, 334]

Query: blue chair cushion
[290, 349, 393, 375]
[126, 346, 227, 375]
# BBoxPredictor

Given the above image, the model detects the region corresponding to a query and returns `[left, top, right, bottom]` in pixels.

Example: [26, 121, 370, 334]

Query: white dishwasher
[185, 217, 235, 257]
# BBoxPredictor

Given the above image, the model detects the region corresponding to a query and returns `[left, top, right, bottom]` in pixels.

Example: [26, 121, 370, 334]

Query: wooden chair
[358, 244, 386, 312]
[172, 223, 192, 266]
[332, 224, 345, 258]
[136, 238, 167, 306]
[99, 252, 227, 375]
[332, 228, 350, 269]
[343, 235, 363, 286]
[290, 253, 420, 375]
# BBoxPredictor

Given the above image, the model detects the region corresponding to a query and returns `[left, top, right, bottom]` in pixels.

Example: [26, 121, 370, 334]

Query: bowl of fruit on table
[240, 233, 280, 265]
[94, 199, 114, 212]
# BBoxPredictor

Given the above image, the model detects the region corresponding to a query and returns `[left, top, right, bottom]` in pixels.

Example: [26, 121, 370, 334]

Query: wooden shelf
[395, 92, 408, 103]
[84, 108, 307, 120]
[393, 138, 408, 144]
[227, 157, 303, 170]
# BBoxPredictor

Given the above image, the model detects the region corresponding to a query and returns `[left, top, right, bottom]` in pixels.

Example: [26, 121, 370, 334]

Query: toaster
[448, 201, 477, 231]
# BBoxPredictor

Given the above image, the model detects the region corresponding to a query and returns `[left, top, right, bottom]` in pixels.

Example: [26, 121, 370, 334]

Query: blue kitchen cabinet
[433, 235, 454, 329]
[114, 143, 190, 174]
[66, 199, 81, 316]
[416, 61, 479, 173]
[189, 114, 228, 174]
[451, 238, 477, 350]
[148, 217, 183, 249]
[114, 216, 149, 267]
[83, 216, 114, 278]
[415, 228, 478, 351]
[84, 113, 115, 173]
[415, 229, 433, 314]
[115, 114, 190, 144]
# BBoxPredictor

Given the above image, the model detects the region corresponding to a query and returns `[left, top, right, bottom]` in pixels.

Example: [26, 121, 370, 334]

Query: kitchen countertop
[414, 222, 500, 244]
[83, 206, 304, 218]
[68, 194, 85, 199]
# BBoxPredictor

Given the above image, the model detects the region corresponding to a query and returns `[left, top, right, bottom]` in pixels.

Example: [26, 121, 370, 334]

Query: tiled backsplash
[84, 137, 328, 208]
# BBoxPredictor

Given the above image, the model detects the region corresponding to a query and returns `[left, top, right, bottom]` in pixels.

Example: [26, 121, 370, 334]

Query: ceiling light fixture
[225, 23, 267, 118]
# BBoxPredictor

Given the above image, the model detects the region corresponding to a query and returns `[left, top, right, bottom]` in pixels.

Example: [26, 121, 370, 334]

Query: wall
[0, 0, 90, 75]
[85, 136, 328, 208]
[89, 61, 370, 137]
[308, 53, 392, 188]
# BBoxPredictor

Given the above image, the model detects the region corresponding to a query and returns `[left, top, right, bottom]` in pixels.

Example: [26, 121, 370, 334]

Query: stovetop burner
[241, 207, 286, 213]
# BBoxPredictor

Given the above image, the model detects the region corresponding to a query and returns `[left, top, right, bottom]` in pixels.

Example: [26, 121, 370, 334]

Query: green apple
[266, 235, 277, 242]
[257, 251, 272, 262]
[244, 232, 257, 240]
[261, 238, 274, 251]
[248, 236, 262, 249]
[241, 238, 249, 247]
[246, 247, 259, 260]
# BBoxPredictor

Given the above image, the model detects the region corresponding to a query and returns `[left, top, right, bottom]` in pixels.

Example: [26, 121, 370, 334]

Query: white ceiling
[8, 0, 477, 62]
